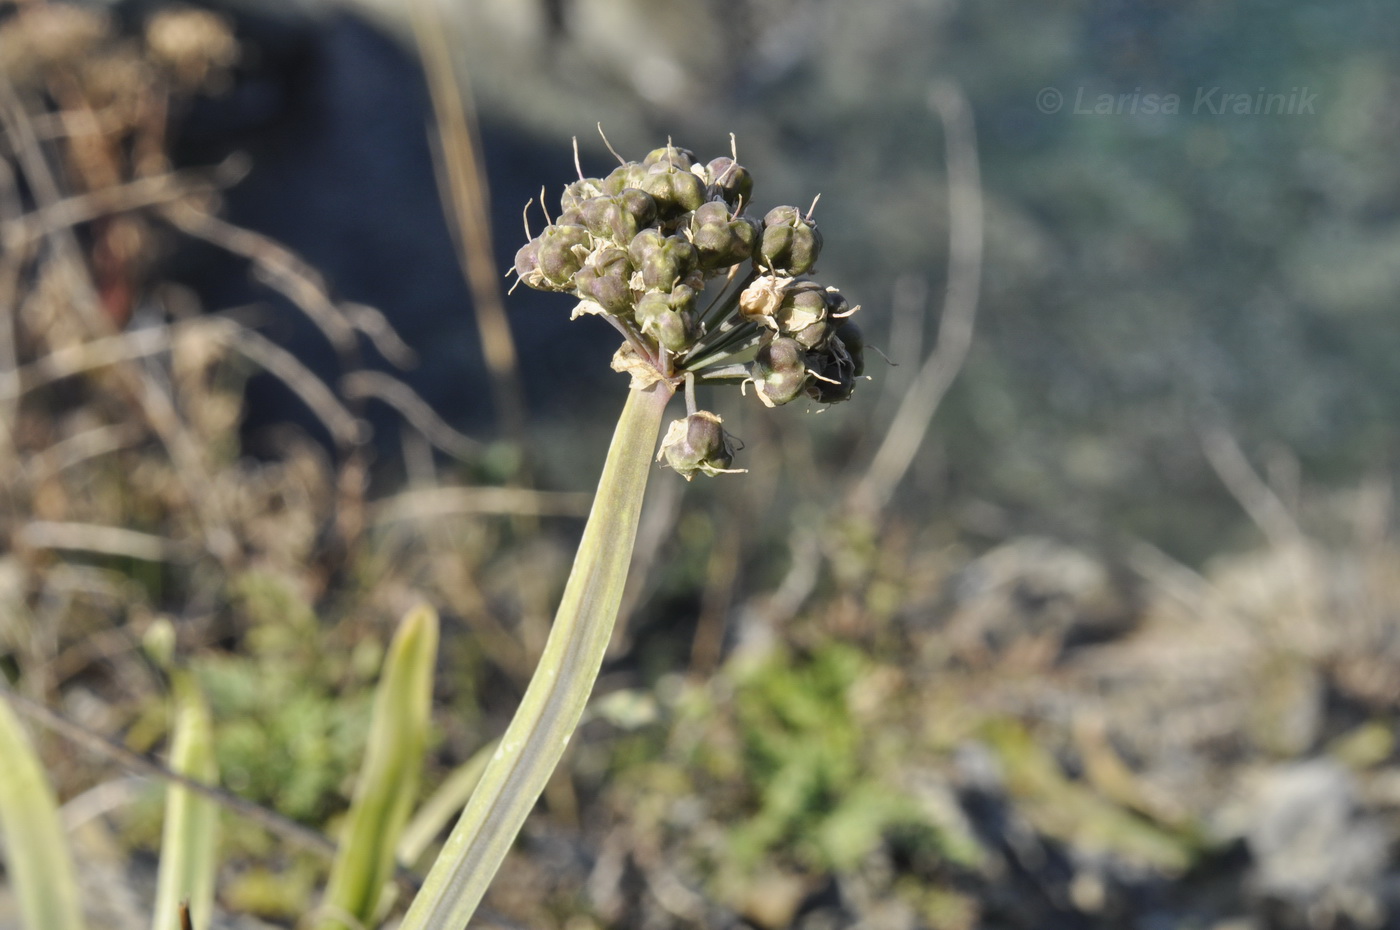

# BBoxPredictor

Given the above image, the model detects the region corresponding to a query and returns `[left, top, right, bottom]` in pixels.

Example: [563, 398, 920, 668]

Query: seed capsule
[560, 177, 605, 214]
[705, 156, 754, 209]
[642, 144, 697, 171]
[572, 246, 633, 313]
[760, 205, 823, 275]
[576, 191, 657, 245]
[833, 321, 866, 377]
[629, 229, 698, 290]
[657, 410, 740, 480]
[689, 201, 759, 270]
[513, 238, 540, 282]
[601, 161, 647, 194]
[635, 285, 695, 352]
[774, 281, 829, 336]
[533, 224, 592, 288]
[749, 336, 808, 407]
[804, 344, 857, 404]
[790, 319, 830, 349]
[640, 163, 707, 218]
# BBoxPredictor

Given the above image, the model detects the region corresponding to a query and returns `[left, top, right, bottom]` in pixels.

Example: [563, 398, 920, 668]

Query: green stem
[399, 380, 674, 930]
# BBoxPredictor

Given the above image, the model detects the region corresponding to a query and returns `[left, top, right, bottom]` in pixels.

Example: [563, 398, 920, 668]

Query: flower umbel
[513, 136, 865, 475]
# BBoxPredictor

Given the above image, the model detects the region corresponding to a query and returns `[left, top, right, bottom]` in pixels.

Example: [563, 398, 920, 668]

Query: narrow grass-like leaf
[0, 694, 87, 930]
[318, 604, 440, 930]
[400, 381, 673, 930]
[396, 742, 494, 870]
[372, 744, 496, 925]
[152, 671, 220, 930]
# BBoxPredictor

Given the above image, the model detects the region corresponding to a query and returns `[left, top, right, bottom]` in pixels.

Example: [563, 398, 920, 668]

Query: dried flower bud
[689, 201, 759, 270]
[705, 156, 754, 209]
[573, 246, 632, 313]
[750, 336, 808, 407]
[629, 229, 699, 290]
[760, 205, 823, 275]
[739, 274, 795, 326]
[658, 410, 740, 479]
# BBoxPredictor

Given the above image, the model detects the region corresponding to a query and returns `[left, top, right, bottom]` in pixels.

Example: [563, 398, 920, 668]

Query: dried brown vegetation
[4, 4, 1400, 930]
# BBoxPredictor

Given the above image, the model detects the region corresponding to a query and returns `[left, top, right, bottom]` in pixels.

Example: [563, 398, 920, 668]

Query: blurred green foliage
[194, 573, 372, 824]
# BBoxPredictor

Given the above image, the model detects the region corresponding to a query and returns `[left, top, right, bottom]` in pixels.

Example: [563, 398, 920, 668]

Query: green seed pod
[636, 285, 695, 352]
[601, 161, 647, 194]
[535, 224, 593, 287]
[750, 336, 808, 406]
[705, 156, 754, 209]
[775, 281, 829, 336]
[760, 205, 823, 275]
[642, 144, 697, 171]
[620, 188, 658, 225]
[577, 191, 658, 245]
[631, 231, 698, 290]
[833, 321, 865, 377]
[627, 228, 665, 265]
[640, 163, 707, 218]
[573, 246, 633, 313]
[560, 177, 605, 214]
[514, 238, 541, 282]
[641, 306, 689, 353]
[667, 283, 698, 315]
[657, 410, 739, 480]
[790, 318, 830, 350]
[689, 201, 759, 270]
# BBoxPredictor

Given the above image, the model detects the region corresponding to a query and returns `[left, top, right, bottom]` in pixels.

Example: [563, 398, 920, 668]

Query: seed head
[514, 137, 871, 478]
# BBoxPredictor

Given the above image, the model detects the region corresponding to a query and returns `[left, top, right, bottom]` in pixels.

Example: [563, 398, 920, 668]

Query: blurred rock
[1239, 760, 1386, 915]
[943, 537, 1140, 667]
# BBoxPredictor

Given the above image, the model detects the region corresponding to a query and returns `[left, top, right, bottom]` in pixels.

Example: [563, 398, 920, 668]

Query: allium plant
[400, 139, 864, 929]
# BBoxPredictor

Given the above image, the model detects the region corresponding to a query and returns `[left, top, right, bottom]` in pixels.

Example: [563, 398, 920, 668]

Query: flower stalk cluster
[513, 139, 864, 478]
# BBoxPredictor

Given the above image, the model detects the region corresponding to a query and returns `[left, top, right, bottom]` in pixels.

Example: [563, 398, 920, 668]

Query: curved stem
[400, 380, 675, 930]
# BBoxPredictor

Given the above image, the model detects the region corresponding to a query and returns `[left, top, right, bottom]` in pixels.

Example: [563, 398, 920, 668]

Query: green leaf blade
[0, 695, 88, 930]
[152, 672, 220, 930]
[318, 604, 440, 930]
